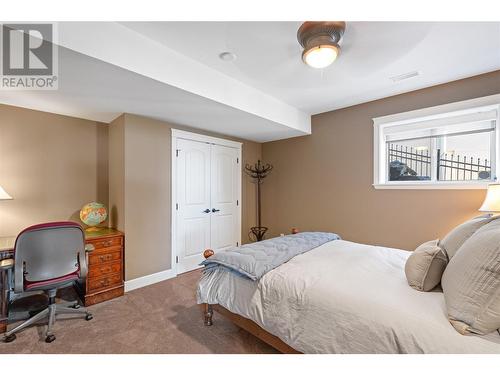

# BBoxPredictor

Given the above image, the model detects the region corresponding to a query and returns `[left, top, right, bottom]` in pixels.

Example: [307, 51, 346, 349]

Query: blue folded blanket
[201, 232, 340, 280]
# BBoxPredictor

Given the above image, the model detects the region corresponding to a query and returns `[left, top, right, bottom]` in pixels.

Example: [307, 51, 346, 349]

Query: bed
[197, 237, 500, 354]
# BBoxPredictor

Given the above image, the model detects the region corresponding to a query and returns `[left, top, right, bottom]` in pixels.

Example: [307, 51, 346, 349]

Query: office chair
[3, 222, 93, 343]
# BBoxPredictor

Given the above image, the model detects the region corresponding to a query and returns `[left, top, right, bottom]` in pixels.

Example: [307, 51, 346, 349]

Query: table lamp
[479, 183, 500, 213]
[0, 185, 12, 201]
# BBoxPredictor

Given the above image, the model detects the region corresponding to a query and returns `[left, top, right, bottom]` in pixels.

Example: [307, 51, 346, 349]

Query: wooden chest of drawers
[76, 229, 125, 306]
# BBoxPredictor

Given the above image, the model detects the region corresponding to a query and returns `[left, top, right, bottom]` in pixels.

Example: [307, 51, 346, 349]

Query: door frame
[171, 129, 242, 275]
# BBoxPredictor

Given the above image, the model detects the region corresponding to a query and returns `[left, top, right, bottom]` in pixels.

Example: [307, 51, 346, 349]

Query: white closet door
[176, 138, 211, 273]
[210, 144, 239, 252]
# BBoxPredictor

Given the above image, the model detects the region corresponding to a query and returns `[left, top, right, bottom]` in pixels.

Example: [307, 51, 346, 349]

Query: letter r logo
[2, 24, 53, 76]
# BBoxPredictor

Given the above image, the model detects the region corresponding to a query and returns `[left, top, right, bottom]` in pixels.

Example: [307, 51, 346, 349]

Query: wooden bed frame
[202, 303, 300, 354]
[201, 239, 301, 354]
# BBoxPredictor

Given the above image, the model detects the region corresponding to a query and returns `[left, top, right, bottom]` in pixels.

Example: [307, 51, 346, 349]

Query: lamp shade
[0, 185, 12, 200]
[302, 44, 339, 69]
[479, 183, 500, 212]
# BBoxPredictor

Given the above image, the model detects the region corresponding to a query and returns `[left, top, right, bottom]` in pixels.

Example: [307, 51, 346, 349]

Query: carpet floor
[0, 270, 278, 354]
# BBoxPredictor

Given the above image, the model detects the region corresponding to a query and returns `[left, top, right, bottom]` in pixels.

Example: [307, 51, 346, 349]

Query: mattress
[197, 239, 500, 353]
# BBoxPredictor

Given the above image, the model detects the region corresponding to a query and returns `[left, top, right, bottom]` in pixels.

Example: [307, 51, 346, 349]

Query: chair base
[3, 293, 92, 343]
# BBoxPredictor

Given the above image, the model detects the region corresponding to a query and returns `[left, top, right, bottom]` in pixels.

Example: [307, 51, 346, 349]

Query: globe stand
[85, 226, 102, 232]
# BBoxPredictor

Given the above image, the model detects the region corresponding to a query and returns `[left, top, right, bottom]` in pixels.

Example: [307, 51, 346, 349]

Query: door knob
[203, 209, 210, 213]
[212, 208, 220, 213]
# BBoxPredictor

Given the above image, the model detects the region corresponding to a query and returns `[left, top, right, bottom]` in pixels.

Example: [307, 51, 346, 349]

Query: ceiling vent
[390, 71, 420, 82]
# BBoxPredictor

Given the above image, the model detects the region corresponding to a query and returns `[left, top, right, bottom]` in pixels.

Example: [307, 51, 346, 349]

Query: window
[373, 95, 500, 189]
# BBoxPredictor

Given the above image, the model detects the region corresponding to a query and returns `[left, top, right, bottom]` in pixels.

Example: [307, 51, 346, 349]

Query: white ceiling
[122, 22, 500, 115]
[0, 47, 305, 142]
[0, 22, 499, 142]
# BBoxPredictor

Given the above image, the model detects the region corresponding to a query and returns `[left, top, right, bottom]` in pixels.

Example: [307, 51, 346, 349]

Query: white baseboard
[124, 268, 177, 292]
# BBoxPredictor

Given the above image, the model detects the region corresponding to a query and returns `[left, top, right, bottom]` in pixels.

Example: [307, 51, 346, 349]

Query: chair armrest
[0, 258, 14, 271]
[85, 244, 95, 253]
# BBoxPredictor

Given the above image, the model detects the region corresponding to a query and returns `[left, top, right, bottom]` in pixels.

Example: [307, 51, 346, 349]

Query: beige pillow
[442, 219, 500, 335]
[405, 240, 448, 292]
[439, 215, 493, 260]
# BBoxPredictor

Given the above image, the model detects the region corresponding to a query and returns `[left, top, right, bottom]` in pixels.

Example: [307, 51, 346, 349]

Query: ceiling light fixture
[297, 21, 346, 69]
[219, 51, 237, 62]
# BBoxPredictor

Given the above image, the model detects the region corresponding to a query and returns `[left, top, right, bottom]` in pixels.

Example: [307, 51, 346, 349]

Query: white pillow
[442, 219, 500, 335]
[439, 215, 493, 260]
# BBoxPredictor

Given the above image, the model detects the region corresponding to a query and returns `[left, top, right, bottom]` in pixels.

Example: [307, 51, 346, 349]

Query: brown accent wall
[109, 114, 261, 280]
[262, 71, 500, 250]
[6, 71, 495, 277]
[0, 104, 108, 237]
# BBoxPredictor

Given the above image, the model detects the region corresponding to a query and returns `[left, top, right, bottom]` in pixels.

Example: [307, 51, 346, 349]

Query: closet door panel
[176, 138, 211, 273]
[210, 144, 238, 252]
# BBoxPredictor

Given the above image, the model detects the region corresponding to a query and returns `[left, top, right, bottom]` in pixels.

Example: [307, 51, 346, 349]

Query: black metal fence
[388, 143, 491, 181]
[437, 150, 491, 181]
[388, 144, 431, 179]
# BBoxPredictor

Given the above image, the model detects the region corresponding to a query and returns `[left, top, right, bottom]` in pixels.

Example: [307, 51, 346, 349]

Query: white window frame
[373, 94, 500, 190]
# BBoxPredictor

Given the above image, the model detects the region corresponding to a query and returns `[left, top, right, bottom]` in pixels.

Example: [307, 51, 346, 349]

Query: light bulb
[303, 45, 339, 69]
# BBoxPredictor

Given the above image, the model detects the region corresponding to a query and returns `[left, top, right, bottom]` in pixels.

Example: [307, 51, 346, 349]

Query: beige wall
[123, 115, 172, 279]
[0, 103, 261, 281]
[7, 71, 494, 277]
[109, 114, 262, 280]
[241, 141, 262, 241]
[262, 70, 500, 250]
[0, 104, 108, 237]
[108, 114, 125, 232]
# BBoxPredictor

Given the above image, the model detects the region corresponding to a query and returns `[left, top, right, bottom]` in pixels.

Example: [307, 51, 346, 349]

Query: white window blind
[384, 109, 498, 142]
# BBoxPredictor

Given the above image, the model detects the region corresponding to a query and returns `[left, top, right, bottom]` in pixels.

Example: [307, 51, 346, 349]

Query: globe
[80, 202, 107, 230]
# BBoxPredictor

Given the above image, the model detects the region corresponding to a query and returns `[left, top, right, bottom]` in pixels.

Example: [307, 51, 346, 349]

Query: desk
[0, 236, 15, 333]
[0, 229, 124, 334]
[0, 236, 15, 253]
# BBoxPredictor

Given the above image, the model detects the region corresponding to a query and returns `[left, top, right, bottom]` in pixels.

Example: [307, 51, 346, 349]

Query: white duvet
[197, 239, 500, 353]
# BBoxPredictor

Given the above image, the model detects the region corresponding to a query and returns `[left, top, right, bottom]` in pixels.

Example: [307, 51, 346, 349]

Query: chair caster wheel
[85, 314, 93, 321]
[4, 334, 16, 343]
[72, 303, 81, 309]
[45, 334, 56, 343]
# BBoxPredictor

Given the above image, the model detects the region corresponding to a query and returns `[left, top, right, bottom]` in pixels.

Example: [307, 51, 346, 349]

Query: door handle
[212, 208, 220, 213]
[203, 209, 211, 213]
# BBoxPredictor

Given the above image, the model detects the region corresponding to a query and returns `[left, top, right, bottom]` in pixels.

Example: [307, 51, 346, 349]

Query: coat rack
[245, 160, 273, 241]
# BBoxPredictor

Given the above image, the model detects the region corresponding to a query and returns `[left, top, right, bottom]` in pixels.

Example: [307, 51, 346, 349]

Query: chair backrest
[14, 222, 87, 292]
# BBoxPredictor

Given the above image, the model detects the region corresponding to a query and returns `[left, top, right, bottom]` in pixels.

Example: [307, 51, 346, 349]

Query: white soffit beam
[56, 22, 311, 136]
